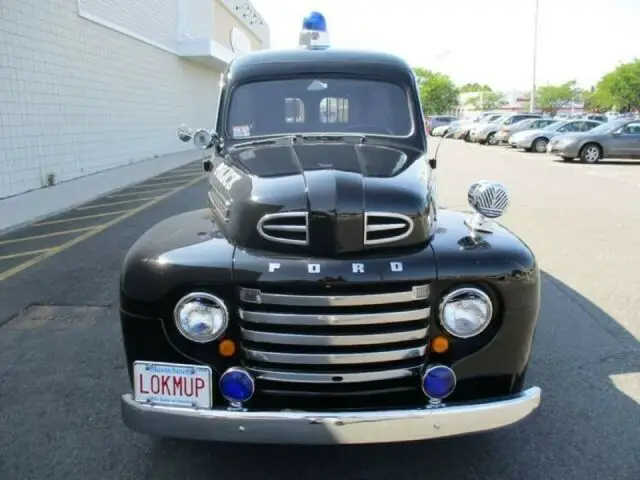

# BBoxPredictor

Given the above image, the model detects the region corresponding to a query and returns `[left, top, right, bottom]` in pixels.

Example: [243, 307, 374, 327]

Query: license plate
[133, 361, 212, 408]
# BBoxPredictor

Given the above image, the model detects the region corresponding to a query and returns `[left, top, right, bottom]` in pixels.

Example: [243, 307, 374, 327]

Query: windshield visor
[225, 77, 414, 139]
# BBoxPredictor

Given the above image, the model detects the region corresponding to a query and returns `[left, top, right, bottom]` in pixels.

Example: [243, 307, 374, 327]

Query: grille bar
[239, 307, 429, 326]
[243, 346, 427, 365]
[240, 326, 428, 346]
[239, 285, 429, 307]
[248, 367, 416, 384]
[257, 212, 308, 246]
[364, 212, 414, 245]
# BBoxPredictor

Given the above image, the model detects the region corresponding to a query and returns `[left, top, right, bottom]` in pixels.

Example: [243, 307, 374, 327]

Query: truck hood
[210, 141, 436, 255]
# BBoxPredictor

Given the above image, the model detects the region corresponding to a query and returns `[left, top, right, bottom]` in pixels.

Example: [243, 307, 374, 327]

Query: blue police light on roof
[302, 12, 327, 32]
[299, 11, 330, 50]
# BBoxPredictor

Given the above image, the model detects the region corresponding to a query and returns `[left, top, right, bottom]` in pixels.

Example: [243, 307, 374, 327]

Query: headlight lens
[174, 292, 228, 343]
[439, 287, 493, 338]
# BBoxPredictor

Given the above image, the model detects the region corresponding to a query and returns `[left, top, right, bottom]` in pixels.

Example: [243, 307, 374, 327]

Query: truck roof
[227, 48, 416, 84]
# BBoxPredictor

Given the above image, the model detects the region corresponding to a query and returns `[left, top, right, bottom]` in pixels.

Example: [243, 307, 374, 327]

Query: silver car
[471, 113, 542, 145]
[509, 119, 602, 153]
[495, 118, 556, 144]
[547, 118, 640, 163]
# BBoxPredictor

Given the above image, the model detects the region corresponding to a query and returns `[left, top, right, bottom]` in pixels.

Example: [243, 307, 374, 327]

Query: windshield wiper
[230, 133, 367, 149]
[299, 133, 366, 143]
[230, 135, 298, 149]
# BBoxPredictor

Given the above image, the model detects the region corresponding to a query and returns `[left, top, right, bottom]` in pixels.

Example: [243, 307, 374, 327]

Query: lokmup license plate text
[133, 361, 212, 408]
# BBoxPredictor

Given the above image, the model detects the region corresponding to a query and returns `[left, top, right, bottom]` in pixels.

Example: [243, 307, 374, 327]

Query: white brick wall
[0, 0, 245, 199]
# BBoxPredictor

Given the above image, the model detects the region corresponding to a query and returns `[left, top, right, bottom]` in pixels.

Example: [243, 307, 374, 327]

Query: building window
[285, 98, 304, 123]
[320, 97, 349, 123]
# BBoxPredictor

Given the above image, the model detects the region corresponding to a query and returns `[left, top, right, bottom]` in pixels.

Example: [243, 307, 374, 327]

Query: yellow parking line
[75, 196, 158, 211]
[0, 249, 51, 261]
[0, 227, 96, 246]
[107, 187, 172, 198]
[155, 172, 203, 180]
[130, 179, 194, 189]
[33, 210, 132, 226]
[0, 175, 205, 281]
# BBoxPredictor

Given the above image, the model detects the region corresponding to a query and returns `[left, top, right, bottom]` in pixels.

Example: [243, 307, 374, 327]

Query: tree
[590, 59, 640, 112]
[413, 67, 459, 115]
[465, 90, 505, 111]
[536, 81, 575, 114]
[459, 83, 493, 93]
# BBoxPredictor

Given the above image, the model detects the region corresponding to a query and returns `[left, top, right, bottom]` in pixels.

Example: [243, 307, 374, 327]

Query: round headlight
[174, 292, 228, 343]
[439, 287, 493, 338]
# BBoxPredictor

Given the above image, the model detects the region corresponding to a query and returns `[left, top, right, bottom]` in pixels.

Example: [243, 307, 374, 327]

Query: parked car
[582, 114, 608, 123]
[472, 113, 542, 145]
[431, 123, 451, 137]
[547, 118, 640, 163]
[427, 115, 457, 135]
[509, 119, 602, 153]
[462, 113, 506, 141]
[119, 44, 543, 445]
[445, 120, 475, 139]
[495, 117, 556, 144]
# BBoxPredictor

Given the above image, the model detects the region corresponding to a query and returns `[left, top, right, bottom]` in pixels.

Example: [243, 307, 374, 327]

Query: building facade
[0, 0, 269, 199]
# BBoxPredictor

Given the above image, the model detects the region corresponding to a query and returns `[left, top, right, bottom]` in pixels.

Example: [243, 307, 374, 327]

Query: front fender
[429, 209, 541, 395]
[120, 209, 235, 308]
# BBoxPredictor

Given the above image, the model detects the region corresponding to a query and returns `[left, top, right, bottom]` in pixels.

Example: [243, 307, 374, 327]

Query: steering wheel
[343, 124, 394, 135]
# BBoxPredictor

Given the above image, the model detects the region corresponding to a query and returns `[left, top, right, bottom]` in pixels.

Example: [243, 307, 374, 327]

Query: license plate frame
[133, 361, 213, 409]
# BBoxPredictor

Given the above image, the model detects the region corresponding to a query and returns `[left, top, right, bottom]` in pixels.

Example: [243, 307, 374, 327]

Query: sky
[249, 0, 639, 92]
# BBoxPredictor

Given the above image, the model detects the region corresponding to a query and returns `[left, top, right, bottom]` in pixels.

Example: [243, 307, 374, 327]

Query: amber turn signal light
[431, 336, 449, 353]
[218, 338, 237, 357]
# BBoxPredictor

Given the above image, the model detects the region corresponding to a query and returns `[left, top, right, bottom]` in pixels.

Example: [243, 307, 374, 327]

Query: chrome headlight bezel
[173, 292, 229, 343]
[438, 287, 494, 339]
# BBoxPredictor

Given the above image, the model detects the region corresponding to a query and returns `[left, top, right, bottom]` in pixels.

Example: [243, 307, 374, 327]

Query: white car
[431, 124, 450, 137]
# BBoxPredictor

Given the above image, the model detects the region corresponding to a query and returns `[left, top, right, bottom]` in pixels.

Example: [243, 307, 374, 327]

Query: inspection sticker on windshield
[233, 125, 251, 137]
[133, 361, 212, 409]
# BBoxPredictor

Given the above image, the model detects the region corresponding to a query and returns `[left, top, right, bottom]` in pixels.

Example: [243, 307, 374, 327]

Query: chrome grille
[364, 212, 414, 245]
[257, 212, 308, 246]
[237, 284, 430, 400]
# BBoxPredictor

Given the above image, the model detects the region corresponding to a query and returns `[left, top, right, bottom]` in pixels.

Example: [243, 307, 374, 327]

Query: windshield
[488, 114, 507, 123]
[225, 77, 413, 138]
[587, 119, 626, 135]
[543, 121, 566, 131]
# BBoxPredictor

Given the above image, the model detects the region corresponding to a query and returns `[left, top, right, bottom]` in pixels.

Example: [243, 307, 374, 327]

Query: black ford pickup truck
[119, 23, 541, 445]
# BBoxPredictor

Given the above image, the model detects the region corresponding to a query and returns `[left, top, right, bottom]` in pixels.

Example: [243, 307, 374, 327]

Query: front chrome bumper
[121, 386, 542, 444]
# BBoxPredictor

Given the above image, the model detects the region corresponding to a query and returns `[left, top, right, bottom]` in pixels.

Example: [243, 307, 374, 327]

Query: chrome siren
[465, 181, 509, 235]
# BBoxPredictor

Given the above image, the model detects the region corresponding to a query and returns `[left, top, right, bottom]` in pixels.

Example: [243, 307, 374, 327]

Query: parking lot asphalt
[0, 142, 638, 480]
[0, 162, 206, 281]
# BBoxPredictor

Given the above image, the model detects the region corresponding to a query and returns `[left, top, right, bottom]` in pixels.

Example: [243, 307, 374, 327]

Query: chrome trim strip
[257, 212, 308, 246]
[364, 212, 414, 245]
[207, 191, 230, 222]
[238, 285, 429, 307]
[247, 367, 417, 383]
[240, 326, 428, 346]
[239, 307, 429, 326]
[243, 346, 427, 365]
[121, 387, 543, 444]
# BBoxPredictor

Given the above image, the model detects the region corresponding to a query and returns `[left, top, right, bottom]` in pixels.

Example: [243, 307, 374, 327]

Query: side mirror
[177, 125, 193, 142]
[203, 159, 213, 172]
[611, 129, 622, 136]
[428, 158, 437, 169]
